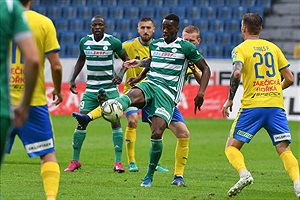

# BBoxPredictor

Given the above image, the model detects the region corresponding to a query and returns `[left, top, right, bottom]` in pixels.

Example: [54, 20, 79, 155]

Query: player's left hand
[194, 94, 204, 114]
[222, 99, 233, 117]
[52, 90, 64, 106]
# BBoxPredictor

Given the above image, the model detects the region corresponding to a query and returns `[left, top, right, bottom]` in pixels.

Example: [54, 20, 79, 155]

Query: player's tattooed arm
[228, 61, 243, 100]
[140, 58, 151, 68]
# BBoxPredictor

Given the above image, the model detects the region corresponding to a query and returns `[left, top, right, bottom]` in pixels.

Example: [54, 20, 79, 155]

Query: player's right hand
[188, 61, 196, 71]
[127, 77, 139, 86]
[70, 80, 78, 94]
[123, 59, 140, 68]
[13, 105, 29, 128]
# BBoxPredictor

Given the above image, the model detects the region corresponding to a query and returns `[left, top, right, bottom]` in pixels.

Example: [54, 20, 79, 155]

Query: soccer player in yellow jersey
[7, 0, 63, 199]
[221, 13, 299, 198]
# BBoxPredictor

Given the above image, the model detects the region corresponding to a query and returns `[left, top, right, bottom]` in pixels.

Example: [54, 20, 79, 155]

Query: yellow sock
[125, 127, 136, 163]
[280, 150, 300, 182]
[90, 106, 102, 119]
[41, 162, 60, 200]
[174, 138, 190, 176]
[225, 146, 247, 174]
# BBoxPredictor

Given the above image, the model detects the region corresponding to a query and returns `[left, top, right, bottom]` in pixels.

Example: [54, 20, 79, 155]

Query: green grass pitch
[1, 116, 299, 199]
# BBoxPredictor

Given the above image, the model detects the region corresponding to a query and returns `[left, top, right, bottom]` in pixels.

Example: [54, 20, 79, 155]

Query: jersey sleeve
[112, 37, 125, 57]
[232, 46, 244, 64]
[79, 37, 85, 57]
[12, 1, 31, 43]
[183, 41, 202, 63]
[44, 18, 60, 54]
[276, 46, 290, 71]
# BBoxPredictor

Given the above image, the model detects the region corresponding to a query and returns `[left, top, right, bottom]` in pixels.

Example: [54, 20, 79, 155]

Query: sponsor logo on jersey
[232, 50, 237, 60]
[251, 92, 281, 98]
[84, 50, 107, 55]
[155, 107, 171, 120]
[236, 130, 253, 139]
[273, 133, 291, 142]
[86, 46, 91, 49]
[152, 51, 175, 58]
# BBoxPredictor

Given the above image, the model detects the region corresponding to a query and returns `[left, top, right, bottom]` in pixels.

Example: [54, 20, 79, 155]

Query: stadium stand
[30, 0, 298, 59]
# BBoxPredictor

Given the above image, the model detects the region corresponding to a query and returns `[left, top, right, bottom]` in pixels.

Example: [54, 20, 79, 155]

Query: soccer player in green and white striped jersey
[0, 0, 39, 198]
[113, 13, 211, 187]
[65, 16, 129, 173]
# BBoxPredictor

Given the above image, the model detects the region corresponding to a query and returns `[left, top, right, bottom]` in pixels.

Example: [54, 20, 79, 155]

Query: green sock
[115, 95, 131, 111]
[112, 127, 123, 162]
[146, 139, 163, 179]
[72, 129, 86, 161]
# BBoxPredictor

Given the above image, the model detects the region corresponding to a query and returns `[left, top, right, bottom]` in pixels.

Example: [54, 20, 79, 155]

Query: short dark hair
[242, 13, 263, 35]
[164, 13, 179, 23]
[19, 0, 29, 6]
[140, 17, 154, 23]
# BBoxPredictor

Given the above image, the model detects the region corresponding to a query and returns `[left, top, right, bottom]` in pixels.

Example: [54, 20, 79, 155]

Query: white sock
[239, 170, 250, 178]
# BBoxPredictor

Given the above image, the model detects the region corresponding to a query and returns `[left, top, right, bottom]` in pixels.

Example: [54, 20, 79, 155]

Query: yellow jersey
[10, 10, 60, 106]
[123, 37, 150, 93]
[232, 38, 289, 109]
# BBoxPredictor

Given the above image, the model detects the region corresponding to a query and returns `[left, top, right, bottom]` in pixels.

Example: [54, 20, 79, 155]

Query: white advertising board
[45, 59, 300, 121]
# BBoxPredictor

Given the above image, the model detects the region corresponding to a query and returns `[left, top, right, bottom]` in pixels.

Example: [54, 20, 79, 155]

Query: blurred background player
[6, 0, 63, 199]
[0, 0, 39, 178]
[221, 13, 300, 198]
[64, 15, 129, 173]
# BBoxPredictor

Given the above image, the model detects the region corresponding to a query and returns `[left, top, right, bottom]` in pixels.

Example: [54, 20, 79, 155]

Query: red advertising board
[46, 83, 228, 118]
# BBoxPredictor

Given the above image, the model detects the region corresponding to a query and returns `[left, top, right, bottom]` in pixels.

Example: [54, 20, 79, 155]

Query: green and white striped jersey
[0, 0, 31, 118]
[147, 37, 202, 104]
[79, 33, 125, 93]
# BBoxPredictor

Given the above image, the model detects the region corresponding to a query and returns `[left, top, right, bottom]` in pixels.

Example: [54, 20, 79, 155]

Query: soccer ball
[101, 99, 123, 123]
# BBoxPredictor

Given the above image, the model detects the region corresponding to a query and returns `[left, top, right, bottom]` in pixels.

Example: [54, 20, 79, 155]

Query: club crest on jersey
[103, 46, 108, 50]
[232, 51, 237, 59]
[172, 48, 177, 53]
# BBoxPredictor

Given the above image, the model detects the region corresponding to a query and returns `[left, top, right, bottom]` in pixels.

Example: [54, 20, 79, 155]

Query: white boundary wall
[45, 59, 300, 121]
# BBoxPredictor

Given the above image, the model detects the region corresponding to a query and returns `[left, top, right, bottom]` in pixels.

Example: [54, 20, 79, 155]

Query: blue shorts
[6, 105, 55, 157]
[229, 107, 291, 146]
[142, 106, 185, 124]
